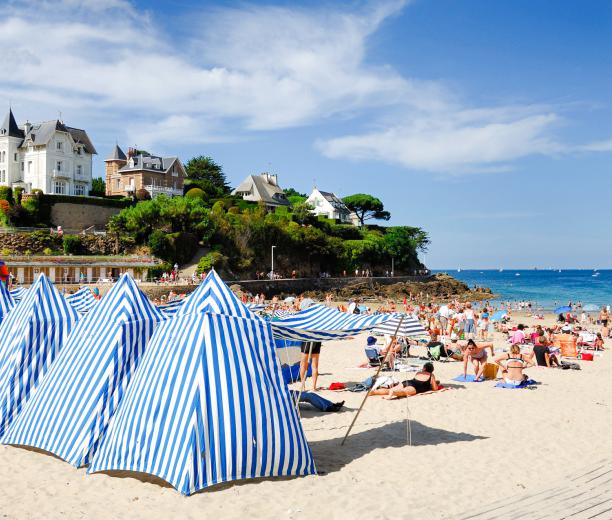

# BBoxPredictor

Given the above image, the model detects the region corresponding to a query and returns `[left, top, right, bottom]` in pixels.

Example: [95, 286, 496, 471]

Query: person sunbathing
[495, 344, 534, 384]
[462, 339, 490, 381]
[369, 362, 438, 399]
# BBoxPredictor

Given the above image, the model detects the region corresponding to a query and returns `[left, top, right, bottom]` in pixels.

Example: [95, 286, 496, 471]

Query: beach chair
[365, 347, 386, 367]
[577, 332, 597, 349]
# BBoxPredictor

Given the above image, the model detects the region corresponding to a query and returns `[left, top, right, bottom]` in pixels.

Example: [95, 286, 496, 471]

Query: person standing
[299, 341, 322, 391]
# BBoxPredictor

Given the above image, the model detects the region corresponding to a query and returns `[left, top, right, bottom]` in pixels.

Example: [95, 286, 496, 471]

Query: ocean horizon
[432, 269, 612, 309]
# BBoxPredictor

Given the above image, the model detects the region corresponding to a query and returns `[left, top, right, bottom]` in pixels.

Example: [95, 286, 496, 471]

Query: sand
[0, 313, 610, 520]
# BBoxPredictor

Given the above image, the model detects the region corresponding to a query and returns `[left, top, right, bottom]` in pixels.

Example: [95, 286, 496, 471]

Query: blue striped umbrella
[270, 304, 393, 341]
[65, 286, 98, 314]
[9, 287, 27, 303]
[88, 311, 316, 495]
[372, 314, 427, 337]
[246, 303, 266, 312]
[3, 274, 166, 466]
[176, 269, 257, 319]
[0, 282, 14, 325]
[0, 274, 78, 437]
[157, 298, 184, 317]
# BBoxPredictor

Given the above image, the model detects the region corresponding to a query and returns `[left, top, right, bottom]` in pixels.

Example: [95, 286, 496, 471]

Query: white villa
[305, 188, 357, 225]
[0, 109, 96, 195]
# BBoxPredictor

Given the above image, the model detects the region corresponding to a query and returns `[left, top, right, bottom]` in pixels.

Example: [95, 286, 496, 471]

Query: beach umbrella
[88, 311, 316, 495]
[271, 304, 393, 341]
[0, 282, 14, 325]
[583, 304, 599, 312]
[372, 314, 427, 337]
[65, 286, 98, 314]
[554, 305, 572, 314]
[3, 274, 165, 466]
[0, 274, 78, 437]
[490, 310, 508, 322]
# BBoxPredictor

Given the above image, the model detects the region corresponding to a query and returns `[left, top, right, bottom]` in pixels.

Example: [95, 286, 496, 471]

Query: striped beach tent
[372, 314, 427, 337]
[9, 287, 27, 302]
[157, 298, 184, 317]
[3, 274, 165, 466]
[0, 282, 14, 324]
[0, 274, 78, 437]
[65, 286, 98, 314]
[270, 304, 393, 341]
[176, 269, 257, 319]
[89, 311, 316, 495]
[245, 303, 266, 312]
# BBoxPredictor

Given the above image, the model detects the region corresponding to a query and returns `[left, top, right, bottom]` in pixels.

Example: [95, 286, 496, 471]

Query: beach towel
[453, 374, 486, 383]
[495, 379, 539, 389]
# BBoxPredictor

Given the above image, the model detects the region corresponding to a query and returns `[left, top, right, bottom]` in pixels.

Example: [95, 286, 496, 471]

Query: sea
[432, 269, 612, 310]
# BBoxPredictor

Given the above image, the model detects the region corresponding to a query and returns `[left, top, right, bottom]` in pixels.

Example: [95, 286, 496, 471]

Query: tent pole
[341, 315, 405, 446]
[295, 341, 314, 415]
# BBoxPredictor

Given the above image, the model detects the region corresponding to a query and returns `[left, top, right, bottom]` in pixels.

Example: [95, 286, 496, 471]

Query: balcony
[143, 185, 183, 197]
[51, 169, 71, 179]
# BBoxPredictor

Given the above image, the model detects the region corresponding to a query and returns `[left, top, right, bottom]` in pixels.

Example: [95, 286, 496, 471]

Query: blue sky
[2, 0, 612, 268]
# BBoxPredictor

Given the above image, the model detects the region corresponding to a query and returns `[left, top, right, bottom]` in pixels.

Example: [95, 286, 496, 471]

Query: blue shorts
[464, 319, 475, 333]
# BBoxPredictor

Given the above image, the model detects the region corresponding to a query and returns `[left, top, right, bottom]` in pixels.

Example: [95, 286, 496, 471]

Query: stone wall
[50, 202, 121, 231]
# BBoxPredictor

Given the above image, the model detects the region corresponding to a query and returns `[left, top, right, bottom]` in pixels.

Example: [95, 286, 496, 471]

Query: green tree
[382, 226, 430, 270]
[291, 201, 315, 225]
[342, 194, 391, 226]
[184, 156, 230, 196]
[90, 177, 106, 197]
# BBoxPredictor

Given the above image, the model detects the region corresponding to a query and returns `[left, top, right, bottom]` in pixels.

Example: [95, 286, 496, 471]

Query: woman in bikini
[462, 339, 489, 381]
[369, 362, 438, 400]
[494, 344, 534, 385]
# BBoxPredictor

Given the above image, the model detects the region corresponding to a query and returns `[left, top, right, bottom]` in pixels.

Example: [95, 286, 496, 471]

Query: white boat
[593, 272, 600, 277]
[515, 273, 520, 276]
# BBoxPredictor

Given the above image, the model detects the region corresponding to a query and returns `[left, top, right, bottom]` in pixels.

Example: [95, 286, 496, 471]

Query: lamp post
[391, 257, 395, 278]
[271, 245, 276, 280]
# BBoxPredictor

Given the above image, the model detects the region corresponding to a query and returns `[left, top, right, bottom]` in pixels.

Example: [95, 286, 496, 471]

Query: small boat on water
[515, 273, 521, 276]
[593, 272, 600, 277]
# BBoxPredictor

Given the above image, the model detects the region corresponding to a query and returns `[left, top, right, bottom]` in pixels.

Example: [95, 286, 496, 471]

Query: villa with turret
[0, 109, 96, 195]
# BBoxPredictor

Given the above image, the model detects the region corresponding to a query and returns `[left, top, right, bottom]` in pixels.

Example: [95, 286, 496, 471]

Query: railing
[143, 185, 182, 197]
[0, 227, 106, 235]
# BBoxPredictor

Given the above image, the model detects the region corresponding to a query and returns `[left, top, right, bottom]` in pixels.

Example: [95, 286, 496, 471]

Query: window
[74, 184, 85, 196]
[27, 161, 32, 173]
[14, 153, 17, 162]
[116, 179, 121, 188]
[77, 147, 82, 155]
[20, 162, 24, 172]
[0, 170, 5, 183]
[76, 165, 82, 175]
[54, 181, 66, 194]
[56, 141, 63, 151]
[56, 161, 62, 172]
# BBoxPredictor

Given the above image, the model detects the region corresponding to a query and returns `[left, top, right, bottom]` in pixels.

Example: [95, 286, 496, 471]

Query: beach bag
[328, 382, 346, 390]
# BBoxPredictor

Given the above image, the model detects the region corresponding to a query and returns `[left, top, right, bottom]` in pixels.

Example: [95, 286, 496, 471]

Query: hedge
[41, 194, 132, 208]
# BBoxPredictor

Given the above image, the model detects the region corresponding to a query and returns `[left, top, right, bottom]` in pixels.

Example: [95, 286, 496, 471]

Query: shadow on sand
[309, 420, 487, 475]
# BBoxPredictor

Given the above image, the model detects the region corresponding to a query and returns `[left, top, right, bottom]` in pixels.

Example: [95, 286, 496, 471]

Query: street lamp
[391, 257, 395, 278]
[271, 245, 276, 280]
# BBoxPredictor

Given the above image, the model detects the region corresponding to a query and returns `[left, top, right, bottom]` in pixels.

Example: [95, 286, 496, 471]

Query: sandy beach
[0, 311, 608, 519]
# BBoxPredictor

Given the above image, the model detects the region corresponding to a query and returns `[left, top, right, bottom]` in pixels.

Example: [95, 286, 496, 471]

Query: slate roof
[315, 190, 350, 214]
[0, 109, 24, 138]
[106, 145, 127, 161]
[232, 174, 290, 206]
[117, 154, 182, 175]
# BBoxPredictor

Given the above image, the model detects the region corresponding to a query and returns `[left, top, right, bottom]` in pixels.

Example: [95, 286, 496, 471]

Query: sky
[2, 0, 612, 269]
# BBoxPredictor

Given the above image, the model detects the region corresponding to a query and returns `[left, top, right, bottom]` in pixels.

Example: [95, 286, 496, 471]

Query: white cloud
[318, 110, 562, 173]
[0, 0, 428, 146]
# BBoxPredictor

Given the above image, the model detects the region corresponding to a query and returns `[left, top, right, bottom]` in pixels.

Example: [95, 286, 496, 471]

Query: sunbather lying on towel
[462, 339, 492, 381]
[494, 344, 534, 385]
[369, 362, 438, 400]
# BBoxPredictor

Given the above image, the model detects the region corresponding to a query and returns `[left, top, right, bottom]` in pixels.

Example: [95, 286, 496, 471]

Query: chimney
[269, 174, 278, 186]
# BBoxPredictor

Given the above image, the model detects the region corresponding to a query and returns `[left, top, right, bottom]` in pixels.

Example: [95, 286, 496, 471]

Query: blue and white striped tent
[246, 303, 266, 312]
[372, 314, 427, 337]
[3, 274, 165, 466]
[157, 298, 184, 317]
[88, 311, 316, 495]
[9, 287, 27, 302]
[176, 269, 257, 319]
[0, 274, 78, 437]
[0, 282, 14, 324]
[65, 286, 98, 314]
[270, 304, 393, 341]
[276, 337, 309, 384]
